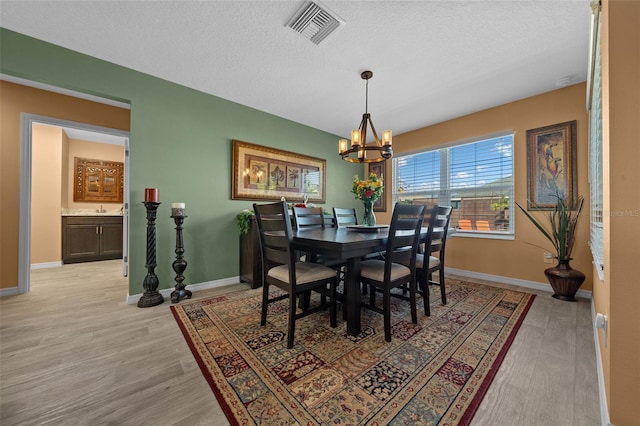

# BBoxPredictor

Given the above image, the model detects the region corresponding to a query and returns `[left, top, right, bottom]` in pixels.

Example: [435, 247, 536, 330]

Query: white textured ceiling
[0, 0, 592, 139]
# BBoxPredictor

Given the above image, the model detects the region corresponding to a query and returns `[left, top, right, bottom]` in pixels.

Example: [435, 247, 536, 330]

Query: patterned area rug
[171, 278, 535, 425]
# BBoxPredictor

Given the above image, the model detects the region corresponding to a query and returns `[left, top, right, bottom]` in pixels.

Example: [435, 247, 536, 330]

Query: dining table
[292, 225, 428, 336]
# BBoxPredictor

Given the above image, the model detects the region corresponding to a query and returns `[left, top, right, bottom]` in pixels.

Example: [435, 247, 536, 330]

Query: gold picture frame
[526, 120, 577, 210]
[368, 161, 387, 212]
[232, 140, 326, 202]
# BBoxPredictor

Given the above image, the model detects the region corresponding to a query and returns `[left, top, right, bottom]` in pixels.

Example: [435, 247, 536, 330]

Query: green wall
[1, 28, 364, 295]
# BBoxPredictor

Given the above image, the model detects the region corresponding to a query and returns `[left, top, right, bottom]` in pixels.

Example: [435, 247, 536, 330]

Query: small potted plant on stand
[515, 193, 585, 301]
[236, 209, 254, 235]
[491, 195, 510, 231]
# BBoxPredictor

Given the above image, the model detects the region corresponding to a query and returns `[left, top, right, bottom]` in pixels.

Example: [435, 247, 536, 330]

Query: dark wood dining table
[292, 226, 426, 336]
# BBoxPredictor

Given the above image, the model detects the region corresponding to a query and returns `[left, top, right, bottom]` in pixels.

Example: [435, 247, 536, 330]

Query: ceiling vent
[286, 1, 345, 45]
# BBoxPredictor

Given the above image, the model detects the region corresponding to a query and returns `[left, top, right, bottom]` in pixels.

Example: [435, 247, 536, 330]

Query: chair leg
[439, 270, 447, 305]
[299, 290, 311, 310]
[287, 294, 296, 349]
[409, 279, 417, 324]
[330, 281, 337, 328]
[260, 282, 270, 326]
[369, 284, 376, 307]
[421, 277, 431, 316]
[383, 288, 391, 342]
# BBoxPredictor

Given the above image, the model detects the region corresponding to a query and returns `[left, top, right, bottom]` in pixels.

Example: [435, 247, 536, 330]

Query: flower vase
[362, 200, 376, 226]
[544, 258, 586, 302]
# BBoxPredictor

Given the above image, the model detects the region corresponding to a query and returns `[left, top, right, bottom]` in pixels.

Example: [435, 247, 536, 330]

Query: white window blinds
[588, 3, 604, 279]
[393, 132, 514, 235]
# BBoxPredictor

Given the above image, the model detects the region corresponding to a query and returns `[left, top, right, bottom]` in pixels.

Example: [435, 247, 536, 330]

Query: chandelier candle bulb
[351, 129, 361, 147]
[171, 202, 186, 217]
[339, 139, 348, 153]
[382, 130, 392, 146]
[144, 188, 159, 203]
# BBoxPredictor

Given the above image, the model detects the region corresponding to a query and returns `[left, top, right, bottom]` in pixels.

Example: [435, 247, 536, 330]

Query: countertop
[61, 209, 123, 217]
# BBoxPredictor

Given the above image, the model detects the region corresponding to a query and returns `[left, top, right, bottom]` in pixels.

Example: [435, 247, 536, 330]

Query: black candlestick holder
[138, 201, 165, 308]
[170, 213, 191, 303]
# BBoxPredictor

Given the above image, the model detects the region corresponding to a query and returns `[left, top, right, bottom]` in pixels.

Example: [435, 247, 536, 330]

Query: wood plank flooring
[0, 261, 600, 425]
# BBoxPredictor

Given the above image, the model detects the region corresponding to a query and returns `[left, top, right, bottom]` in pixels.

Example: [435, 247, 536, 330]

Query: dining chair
[416, 205, 453, 316]
[292, 206, 326, 229]
[253, 201, 337, 349]
[359, 203, 426, 342]
[332, 207, 359, 228]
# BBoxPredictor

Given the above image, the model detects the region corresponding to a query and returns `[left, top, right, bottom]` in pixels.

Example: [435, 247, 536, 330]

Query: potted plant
[515, 193, 585, 301]
[490, 195, 510, 230]
[236, 209, 253, 235]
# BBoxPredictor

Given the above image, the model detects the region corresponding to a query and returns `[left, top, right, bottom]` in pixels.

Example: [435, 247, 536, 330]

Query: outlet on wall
[543, 252, 554, 263]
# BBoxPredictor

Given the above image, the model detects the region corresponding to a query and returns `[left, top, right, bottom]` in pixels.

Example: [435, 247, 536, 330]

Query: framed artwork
[73, 157, 124, 203]
[368, 161, 387, 212]
[526, 120, 577, 210]
[232, 140, 326, 202]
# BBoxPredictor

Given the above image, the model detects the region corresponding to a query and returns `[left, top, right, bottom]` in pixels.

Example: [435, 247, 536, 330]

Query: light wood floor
[0, 260, 600, 425]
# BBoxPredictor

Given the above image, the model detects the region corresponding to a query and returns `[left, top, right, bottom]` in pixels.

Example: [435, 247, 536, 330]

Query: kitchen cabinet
[62, 216, 123, 263]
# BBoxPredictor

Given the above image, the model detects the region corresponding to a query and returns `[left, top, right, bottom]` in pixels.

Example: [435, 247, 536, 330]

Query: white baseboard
[445, 267, 593, 299]
[591, 299, 613, 426]
[0, 287, 19, 297]
[125, 276, 246, 305]
[30, 261, 63, 270]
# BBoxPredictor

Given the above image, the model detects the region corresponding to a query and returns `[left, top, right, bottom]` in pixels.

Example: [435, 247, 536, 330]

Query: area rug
[170, 278, 535, 425]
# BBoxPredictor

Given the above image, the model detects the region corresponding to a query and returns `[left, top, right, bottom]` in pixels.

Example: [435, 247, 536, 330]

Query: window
[393, 132, 514, 236]
[587, 3, 604, 279]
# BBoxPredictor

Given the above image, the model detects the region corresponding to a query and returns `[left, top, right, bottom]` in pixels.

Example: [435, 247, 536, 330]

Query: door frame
[19, 113, 130, 293]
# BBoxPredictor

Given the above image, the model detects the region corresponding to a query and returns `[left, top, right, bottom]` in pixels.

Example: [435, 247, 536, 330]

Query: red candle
[144, 188, 159, 203]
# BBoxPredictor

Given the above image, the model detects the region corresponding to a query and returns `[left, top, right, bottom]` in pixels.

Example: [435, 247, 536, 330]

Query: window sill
[451, 231, 514, 241]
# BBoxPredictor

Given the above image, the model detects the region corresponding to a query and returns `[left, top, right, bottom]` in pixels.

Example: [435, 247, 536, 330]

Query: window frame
[392, 131, 515, 240]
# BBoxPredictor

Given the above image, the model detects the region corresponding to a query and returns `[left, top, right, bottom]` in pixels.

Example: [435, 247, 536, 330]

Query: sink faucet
[97, 204, 106, 213]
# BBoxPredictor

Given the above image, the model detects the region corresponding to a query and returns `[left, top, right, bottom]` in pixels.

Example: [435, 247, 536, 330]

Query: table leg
[345, 257, 362, 336]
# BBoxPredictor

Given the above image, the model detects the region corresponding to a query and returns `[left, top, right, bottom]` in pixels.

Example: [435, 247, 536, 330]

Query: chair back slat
[332, 207, 359, 228]
[292, 206, 325, 229]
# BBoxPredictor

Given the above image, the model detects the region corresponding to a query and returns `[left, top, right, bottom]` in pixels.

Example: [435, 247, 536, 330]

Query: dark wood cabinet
[239, 216, 262, 288]
[73, 157, 124, 203]
[62, 216, 123, 263]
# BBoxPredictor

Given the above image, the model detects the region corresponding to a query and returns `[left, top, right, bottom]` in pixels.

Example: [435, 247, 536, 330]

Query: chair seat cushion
[268, 262, 337, 284]
[414, 253, 440, 270]
[360, 259, 411, 282]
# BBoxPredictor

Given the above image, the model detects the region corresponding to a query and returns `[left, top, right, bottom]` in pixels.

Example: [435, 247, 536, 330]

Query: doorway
[18, 114, 131, 294]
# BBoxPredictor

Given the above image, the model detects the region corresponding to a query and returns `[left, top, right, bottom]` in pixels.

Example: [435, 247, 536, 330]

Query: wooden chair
[292, 206, 326, 229]
[332, 206, 383, 293]
[253, 201, 337, 349]
[417, 205, 453, 316]
[457, 219, 472, 230]
[332, 207, 359, 228]
[359, 203, 426, 342]
[476, 220, 491, 231]
[292, 206, 343, 264]
[293, 205, 344, 310]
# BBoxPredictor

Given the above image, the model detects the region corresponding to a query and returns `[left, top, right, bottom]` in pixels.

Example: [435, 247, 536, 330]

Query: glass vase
[362, 200, 376, 226]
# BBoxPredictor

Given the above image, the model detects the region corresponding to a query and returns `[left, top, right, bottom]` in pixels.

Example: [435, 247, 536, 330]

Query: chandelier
[339, 70, 392, 163]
